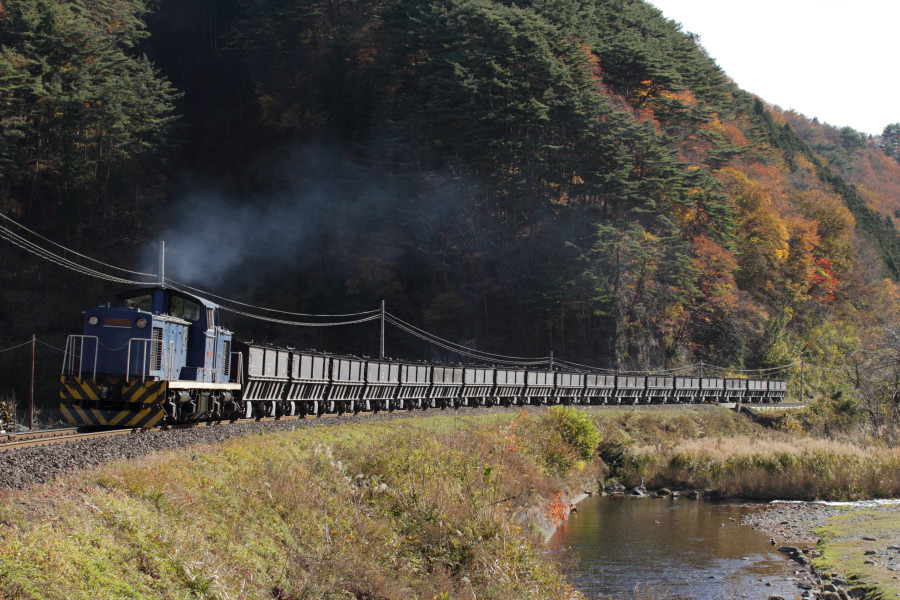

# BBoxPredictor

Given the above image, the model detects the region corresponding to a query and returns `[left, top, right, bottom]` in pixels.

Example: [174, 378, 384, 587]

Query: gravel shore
[744, 500, 900, 599]
[742, 502, 848, 545]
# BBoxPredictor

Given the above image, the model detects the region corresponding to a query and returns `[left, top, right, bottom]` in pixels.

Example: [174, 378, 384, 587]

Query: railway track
[0, 411, 350, 452]
[0, 427, 135, 451]
[1, 401, 802, 453]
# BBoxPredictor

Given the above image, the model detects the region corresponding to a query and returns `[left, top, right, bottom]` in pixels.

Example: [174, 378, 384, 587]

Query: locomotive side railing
[231, 352, 244, 387]
[126, 338, 154, 383]
[62, 335, 99, 379]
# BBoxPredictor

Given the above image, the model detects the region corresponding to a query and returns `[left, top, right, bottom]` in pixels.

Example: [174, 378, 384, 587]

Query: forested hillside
[1, 0, 899, 423]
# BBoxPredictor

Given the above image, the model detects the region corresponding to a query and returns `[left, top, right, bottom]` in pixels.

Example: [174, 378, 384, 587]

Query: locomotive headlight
[88, 316, 99, 326]
[136, 317, 148, 329]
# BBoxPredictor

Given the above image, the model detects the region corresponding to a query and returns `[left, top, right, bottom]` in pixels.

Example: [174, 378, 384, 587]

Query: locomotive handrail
[62, 335, 99, 379]
[126, 338, 153, 383]
[231, 352, 244, 387]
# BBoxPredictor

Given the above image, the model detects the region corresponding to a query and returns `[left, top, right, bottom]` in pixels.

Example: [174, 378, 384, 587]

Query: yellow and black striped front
[60, 376, 167, 428]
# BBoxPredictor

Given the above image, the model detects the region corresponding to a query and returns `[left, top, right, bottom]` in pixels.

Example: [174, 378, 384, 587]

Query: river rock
[657, 488, 672, 496]
[778, 546, 802, 555]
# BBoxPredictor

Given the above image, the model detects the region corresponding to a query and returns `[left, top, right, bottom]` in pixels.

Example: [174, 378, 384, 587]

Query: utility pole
[159, 240, 166, 286]
[29, 334, 34, 430]
[800, 358, 804, 402]
[549, 350, 554, 371]
[699, 360, 703, 379]
[380, 300, 385, 359]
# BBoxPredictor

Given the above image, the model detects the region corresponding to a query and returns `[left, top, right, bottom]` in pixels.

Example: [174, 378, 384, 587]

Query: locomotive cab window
[122, 294, 152, 311]
[170, 295, 201, 322]
[206, 307, 215, 330]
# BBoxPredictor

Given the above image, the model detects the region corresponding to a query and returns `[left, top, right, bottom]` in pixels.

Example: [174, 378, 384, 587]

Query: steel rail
[0, 427, 135, 451]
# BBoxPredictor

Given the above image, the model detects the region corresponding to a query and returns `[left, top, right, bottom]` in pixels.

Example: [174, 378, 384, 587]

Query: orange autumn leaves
[712, 166, 852, 304]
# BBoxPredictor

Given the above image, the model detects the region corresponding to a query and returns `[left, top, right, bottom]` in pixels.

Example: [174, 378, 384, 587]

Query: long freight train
[59, 286, 786, 428]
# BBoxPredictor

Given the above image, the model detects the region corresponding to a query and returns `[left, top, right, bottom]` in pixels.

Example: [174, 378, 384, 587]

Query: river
[550, 495, 804, 599]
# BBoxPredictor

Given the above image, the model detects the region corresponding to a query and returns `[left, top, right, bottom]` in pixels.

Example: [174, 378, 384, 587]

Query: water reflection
[550, 495, 801, 599]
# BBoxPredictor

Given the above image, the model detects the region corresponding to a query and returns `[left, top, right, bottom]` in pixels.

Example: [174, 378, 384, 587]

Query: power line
[703, 362, 800, 375]
[0, 224, 152, 285]
[0, 212, 156, 277]
[167, 279, 381, 319]
[0, 340, 34, 354]
[222, 306, 381, 327]
[384, 314, 549, 367]
[35, 339, 66, 354]
[0, 213, 802, 376]
[385, 312, 550, 363]
[0, 214, 384, 321]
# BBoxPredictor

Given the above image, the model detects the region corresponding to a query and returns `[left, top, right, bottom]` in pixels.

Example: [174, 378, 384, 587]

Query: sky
[647, 0, 898, 136]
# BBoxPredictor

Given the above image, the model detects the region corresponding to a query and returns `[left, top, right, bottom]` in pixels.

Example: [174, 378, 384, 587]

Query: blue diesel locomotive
[60, 286, 240, 427]
[60, 286, 786, 428]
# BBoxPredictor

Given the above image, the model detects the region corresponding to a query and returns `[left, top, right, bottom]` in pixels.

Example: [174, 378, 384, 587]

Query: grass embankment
[0, 410, 597, 600]
[592, 409, 900, 501]
[814, 508, 900, 599]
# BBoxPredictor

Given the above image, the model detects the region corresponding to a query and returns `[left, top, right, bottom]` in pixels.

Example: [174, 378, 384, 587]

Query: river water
[550, 495, 803, 599]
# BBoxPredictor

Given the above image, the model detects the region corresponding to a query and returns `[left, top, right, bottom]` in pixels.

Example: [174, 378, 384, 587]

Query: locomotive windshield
[170, 295, 202, 321]
[121, 294, 152, 311]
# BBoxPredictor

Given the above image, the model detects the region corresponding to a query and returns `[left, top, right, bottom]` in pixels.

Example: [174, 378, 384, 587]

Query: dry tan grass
[621, 434, 900, 500]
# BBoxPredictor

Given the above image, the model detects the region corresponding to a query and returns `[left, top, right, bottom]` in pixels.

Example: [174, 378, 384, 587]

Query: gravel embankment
[0, 407, 525, 491]
[1, 402, 728, 491]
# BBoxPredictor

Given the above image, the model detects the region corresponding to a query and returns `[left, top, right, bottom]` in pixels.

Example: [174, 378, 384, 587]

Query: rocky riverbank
[743, 501, 900, 600]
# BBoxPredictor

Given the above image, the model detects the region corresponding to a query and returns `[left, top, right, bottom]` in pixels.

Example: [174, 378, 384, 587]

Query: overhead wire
[0, 212, 157, 278]
[223, 306, 381, 327]
[36, 339, 66, 354]
[0, 213, 802, 376]
[384, 314, 549, 366]
[0, 340, 35, 354]
[167, 278, 381, 318]
[385, 312, 550, 363]
[0, 223, 153, 285]
[552, 358, 616, 372]
[702, 362, 800, 375]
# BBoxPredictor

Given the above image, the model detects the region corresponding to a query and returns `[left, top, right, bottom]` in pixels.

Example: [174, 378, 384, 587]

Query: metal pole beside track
[29, 334, 34, 431]
[159, 240, 165, 286]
